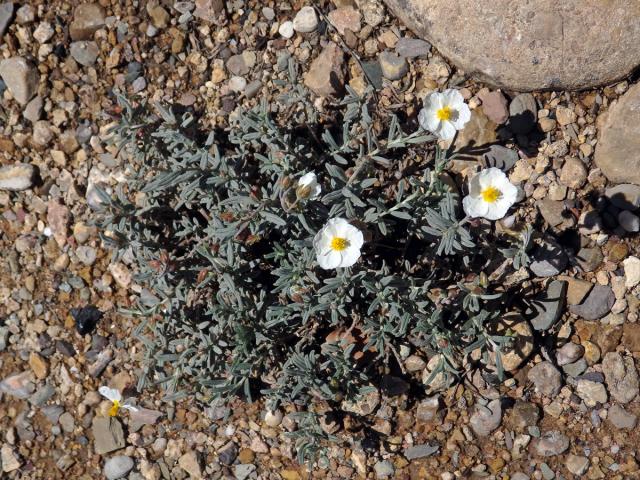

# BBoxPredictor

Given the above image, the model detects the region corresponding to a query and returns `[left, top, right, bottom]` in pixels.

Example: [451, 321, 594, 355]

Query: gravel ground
[1, 1, 640, 479]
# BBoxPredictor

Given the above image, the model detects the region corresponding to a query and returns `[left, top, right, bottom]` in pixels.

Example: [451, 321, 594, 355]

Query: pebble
[566, 455, 589, 476]
[470, 399, 502, 437]
[555, 105, 577, 126]
[0, 163, 35, 191]
[479, 90, 509, 124]
[104, 455, 134, 480]
[618, 210, 640, 232]
[178, 451, 202, 478]
[605, 184, 640, 210]
[228, 76, 247, 93]
[527, 361, 562, 397]
[528, 280, 566, 331]
[218, 442, 238, 465]
[602, 352, 639, 404]
[404, 443, 439, 460]
[1, 445, 21, 473]
[33, 22, 55, 44]
[23, 95, 43, 123]
[293, 6, 318, 33]
[576, 246, 603, 273]
[374, 460, 395, 478]
[278, 21, 294, 39]
[70, 3, 106, 40]
[32, 120, 54, 147]
[0, 2, 13, 37]
[569, 285, 614, 320]
[395, 37, 431, 58]
[508, 93, 537, 134]
[92, 417, 126, 454]
[378, 51, 408, 80]
[607, 404, 637, 431]
[264, 409, 283, 427]
[235, 464, 256, 480]
[559, 157, 587, 189]
[530, 238, 568, 277]
[0, 57, 39, 105]
[70, 41, 100, 66]
[562, 358, 588, 377]
[304, 42, 345, 97]
[327, 6, 362, 35]
[556, 342, 584, 366]
[0, 372, 34, 399]
[575, 379, 607, 407]
[76, 246, 97, 266]
[15, 4, 34, 24]
[623, 256, 640, 288]
[531, 430, 570, 456]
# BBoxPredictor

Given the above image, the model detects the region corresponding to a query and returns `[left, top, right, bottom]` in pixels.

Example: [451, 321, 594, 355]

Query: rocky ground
[1, 0, 640, 479]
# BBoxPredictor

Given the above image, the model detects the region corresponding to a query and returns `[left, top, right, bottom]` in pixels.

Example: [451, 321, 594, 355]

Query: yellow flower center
[481, 186, 501, 203]
[108, 400, 120, 417]
[331, 237, 349, 251]
[436, 106, 453, 121]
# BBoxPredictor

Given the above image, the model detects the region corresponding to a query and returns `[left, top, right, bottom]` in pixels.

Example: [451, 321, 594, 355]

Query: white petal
[121, 403, 139, 412]
[442, 89, 463, 108]
[340, 246, 361, 268]
[477, 167, 506, 190]
[318, 249, 342, 269]
[501, 182, 518, 204]
[298, 172, 316, 187]
[99, 386, 121, 402]
[452, 103, 471, 129]
[485, 199, 511, 220]
[418, 108, 441, 133]
[463, 196, 489, 218]
[311, 184, 322, 199]
[438, 121, 457, 140]
[467, 172, 483, 197]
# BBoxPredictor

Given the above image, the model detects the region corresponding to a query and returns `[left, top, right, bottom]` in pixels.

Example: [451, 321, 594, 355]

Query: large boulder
[383, 0, 640, 91]
[595, 82, 640, 185]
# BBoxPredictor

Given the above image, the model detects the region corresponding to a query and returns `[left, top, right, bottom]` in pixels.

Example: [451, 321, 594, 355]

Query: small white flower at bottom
[313, 218, 364, 269]
[99, 386, 139, 417]
[462, 167, 518, 221]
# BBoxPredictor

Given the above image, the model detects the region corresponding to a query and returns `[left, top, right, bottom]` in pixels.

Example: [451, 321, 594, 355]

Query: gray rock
[508, 401, 540, 430]
[482, 145, 518, 172]
[59, 412, 75, 433]
[562, 358, 588, 378]
[608, 404, 637, 429]
[234, 464, 256, 480]
[92, 417, 125, 454]
[575, 379, 607, 407]
[470, 399, 502, 437]
[569, 285, 614, 320]
[527, 280, 566, 331]
[69, 3, 106, 40]
[0, 371, 34, 399]
[575, 247, 603, 272]
[556, 342, 584, 366]
[383, 0, 640, 90]
[0, 445, 21, 472]
[0, 2, 14, 38]
[508, 93, 537, 134]
[218, 441, 237, 465]
[103, 455, 134, 480]
[88, 349, 113, 377]
[606, 184, 640, 210]
[537, 199, 567, 227]
[70, 41, 99, 66]
[0, 163, 35, 191]
[23, 95, 43, 123]
[342, 389, 380, 416]
[530, 238, 567, 277]
[226, 54, 250, 76]
[602, 352, 639, 404]
[566, 454, 589, 476]
[29, 384, 55, 406]
[395, 37, 431, 58]
[415, 395, 442, 423]
[531, 430, 570, 457]
[618, 210, 640, 232]
[527, 361, 562, 397]
[404, 443, 439, 460]
[578, 210, 603, 235]
[595, 82, 640, 184]
[0, 57, 38, 105]
[374, 460, 395, 478]
[379, 51, 408, 80]
[41, 405, 64, 423]
[511, 474, 530, 480]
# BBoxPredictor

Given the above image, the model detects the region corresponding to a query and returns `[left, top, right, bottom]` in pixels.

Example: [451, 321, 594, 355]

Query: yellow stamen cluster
[108, 400, 120, 417]
[436, 106, 453, 121]
[481, 186, 501, 203]
[331, 237, 349, 251]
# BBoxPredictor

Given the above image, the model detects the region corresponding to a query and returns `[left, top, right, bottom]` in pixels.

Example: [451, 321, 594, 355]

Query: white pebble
[293, 6, 318, 33]
[278, 20, 294, 39]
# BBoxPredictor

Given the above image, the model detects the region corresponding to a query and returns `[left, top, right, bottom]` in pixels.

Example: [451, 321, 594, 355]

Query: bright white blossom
[313, 218, 364, 269]
[99, 386, 139, 417]
[296, 172, 321, 200]
[418, 89, 471, 140]
[462, 167, 518, 221]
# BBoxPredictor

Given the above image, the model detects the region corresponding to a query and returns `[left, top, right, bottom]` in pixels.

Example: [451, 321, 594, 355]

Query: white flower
[296, 172, 321, 200]
[418, 89, 471, 140]
[313, 218, 364, 269]
[462, 167, 518, 221]
[99, 386, 139, 417]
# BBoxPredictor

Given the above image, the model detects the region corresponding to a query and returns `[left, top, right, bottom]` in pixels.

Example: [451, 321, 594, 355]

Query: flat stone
[576, 246, 603, 273]
[395, 37, 430, 58]
[562, 358, 587, 378]
[481, 145, 518, 172]
[327, 6, 361, 35]
[556, 342, 584, 366]
[404, 443, 439, 460]
[618, 210, 640, 232]
[0, 163, 35, 191]
[606, 184, 640, 210]
[506, 401, 540, 431]
[530, 238, 568, 277]
[559, 157, 587, 189]
[569, 285, 614, 320]
[92, 417, 125, 454]
[526, 280, 566, 331]
[508, 93, 537, 135]
[47, 199, 70, 248]
[530, 430, 569, 457]
[602, 352, 639, 404]
[0, 57, 39, 105]
[478, 90, 509, 125]
[0, 371, 34, 399]
[575, 379, 607, 407]
[342, 389, 380, 415]
[218, 442, 238, 465]
[235, 464, 256, 480]
[104, 455, 134, 480]
[566, 455, 589, 476]
[624, 256, 640, 289]
[0, 2, 14, 38]
[304, 42, 345, 97]
[608, 404, 637, 430]
[596, 82, 640, 185]
[1, 445, 21, 473]
[69, 3, 106, 40]
[559, 276, 593, 305]
[383, 0, 640, 90]
[178, 451, 202, 479]
[527, 361, 562, 397]
[378, 51, 408, 80]
[193, 0, 225, 22]
[374, 460, 395, 478]
[470, 399, 502, 437]
[70, 41, 99, 66]
[293, 6, 318, 33]
[452, 108, 497, 152]
[415, 396, 442, 423]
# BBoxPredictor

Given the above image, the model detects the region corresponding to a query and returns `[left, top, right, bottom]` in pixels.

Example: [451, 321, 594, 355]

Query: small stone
[265, 409, 283, 427]
[566, 455, 589, 476]
[479, 90, 509, 125]
[218, 442, 237, 465]
[602, 352, 639, 404]
[569, 285, 615, 320]
[178, 451, 201, 479]
[23, 95, 43, 123]
[235, 464, 256, 480]
[193, 0, 224, 22]
[70, 3, 106, 40]
[531, 430, 569, 457]
[0, 372, 34, 399]
[470, 399, 502, 437]
[342, 389, 380, 415]
[0, 163, 35, 191]
[33, 22, 54, 43]
[70, 41, 99, 66]
[59, 412, 75, 433]
[28, 352, 48, 379]
[556, 342, 584, 366]
[562, 358, 587, 377]
[605, 184, 640, 210]
[508, 93, 537, 135]
[304, 42, 345, 97]
[327, 6, 361, 35]
[618, 210, 640, 232]
[76, 245, 97, 265]
[92, 417, 126, 455]
[0, 2, 13, 38]
[404, 443, 439, 460]
[32, 120, 53, 147]
[575, 379, 607, 407]
[129, 408, 163, 429]
[527, 361, 562, 397]
[555, 105, 577, 126]
[293, 6, 318, 33]
[278, 21, 294, 39]
[228, 76, 246, 93]
[148, 5, 169, 28]
[104, 456, 134, 480]
[0, 57, 39, 105]
[226, 54, 249, 76]
[488, 313, 533, 372]
[530, 238, 568, 277]
[608, 404, 637, 429]
[1, 445, 21, 473]
[395, 37, 430, 58]
[537, 199, 567, 227]
[538, 117, 557, 133]
[559, 157, 587, 189]
[374, 460, 395, 478]
[416, 396, 441, 423]
[88, 349, 113, 378]
[576, 246, 603, 273]
[378, 51, 407, 80]
[560, 276, 593, 305]
[47, 199, 70, 248]
[481, 145, 519, 171]
[623, 256, 640, 289]
[15, 4, 34, 24]
[582, 341, 600, 365]
[527, 280, 566, 331]
[578, 210, 603, 235]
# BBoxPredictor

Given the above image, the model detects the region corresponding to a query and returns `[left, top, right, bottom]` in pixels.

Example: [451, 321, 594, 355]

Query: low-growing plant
[96, 62, 533, 463]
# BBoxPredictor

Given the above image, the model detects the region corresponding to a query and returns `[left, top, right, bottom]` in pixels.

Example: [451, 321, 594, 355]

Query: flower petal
[340, 247, 361, 268]
[438, 121, 457, 140]
[485, 199, 511, 220]
[463, 195, 489, 218]
[318, 249, 342, 269]
[99, 386, 121, 402]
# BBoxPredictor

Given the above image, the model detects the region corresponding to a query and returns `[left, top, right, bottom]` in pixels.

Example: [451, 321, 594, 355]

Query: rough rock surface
[383, 0, 640, 90]
[595, 82, 640, 185]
